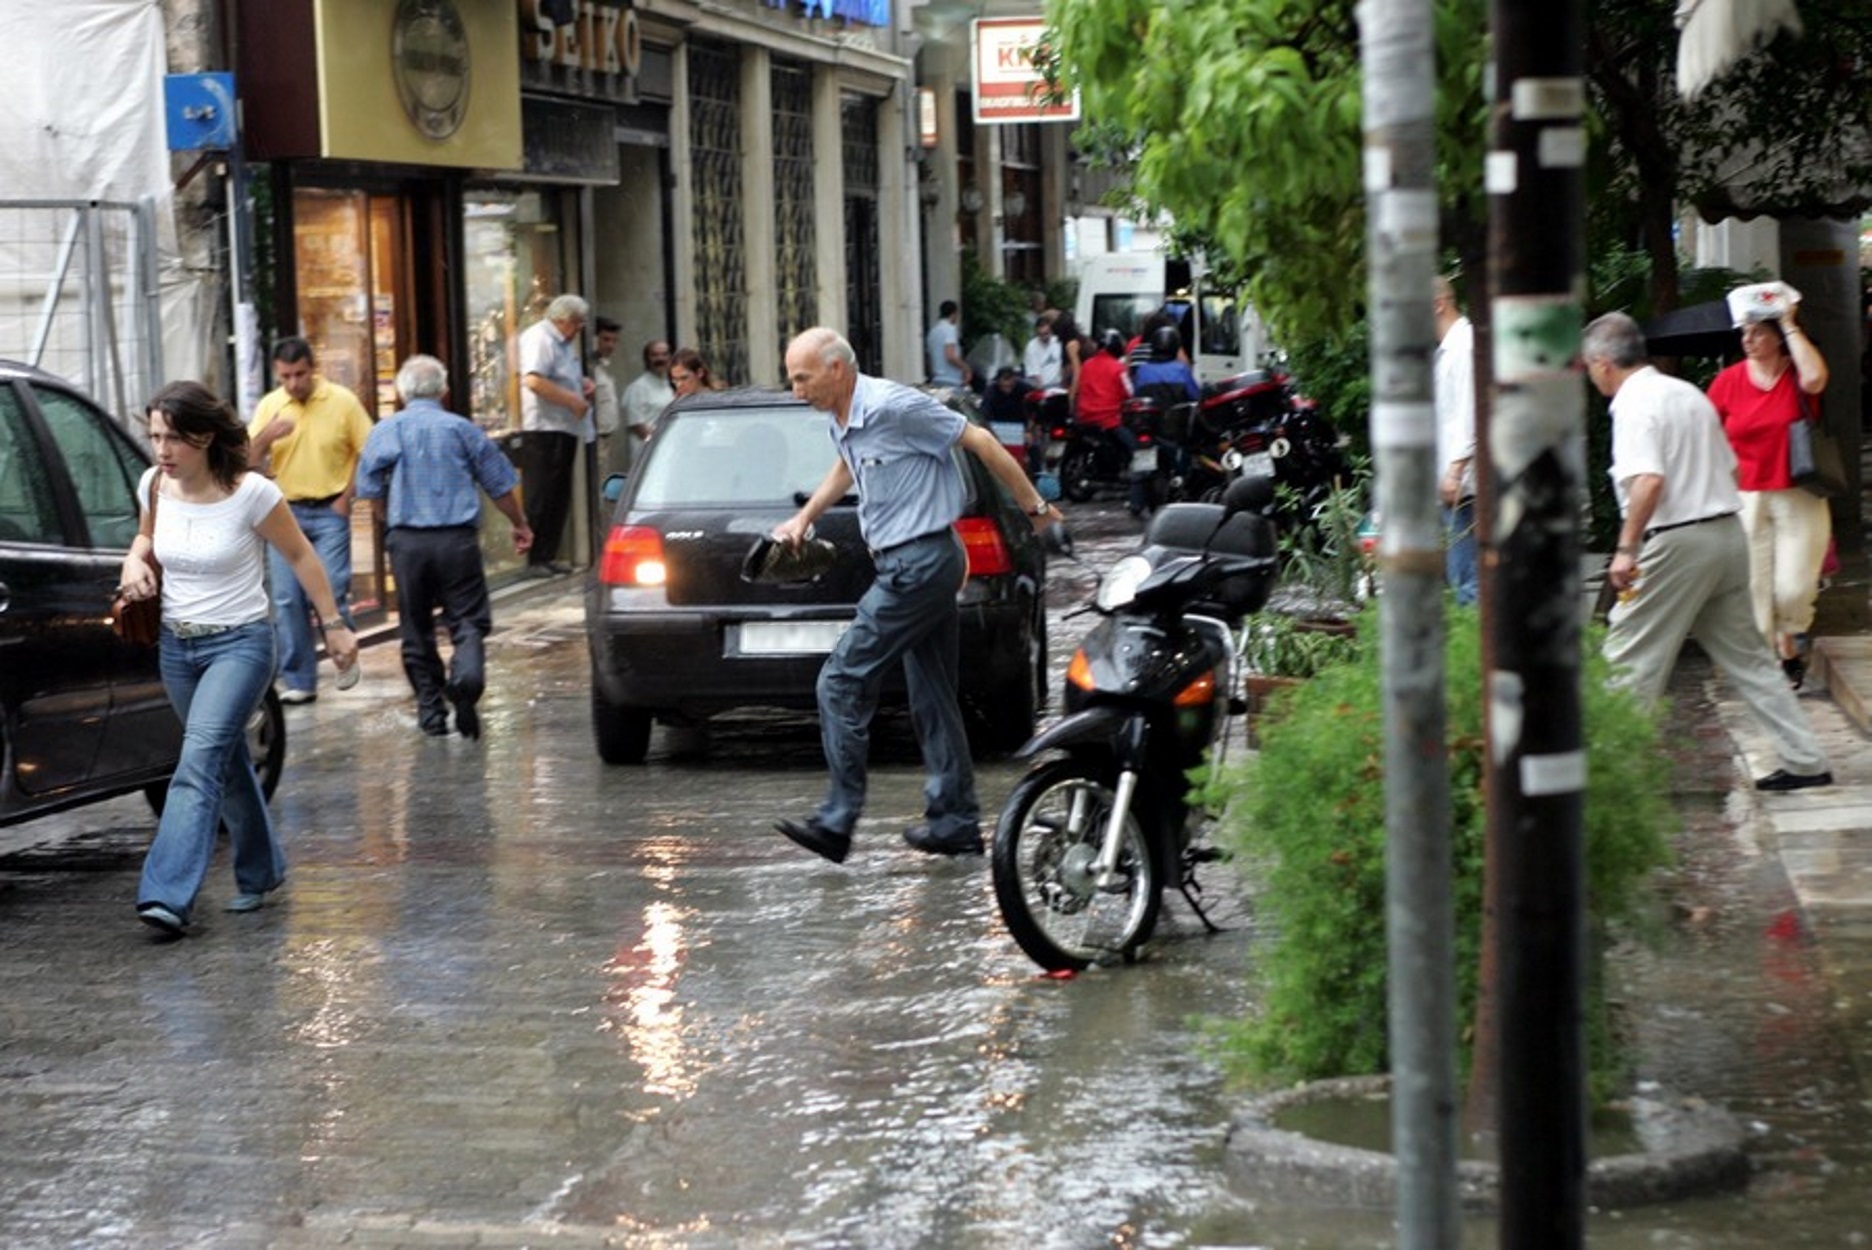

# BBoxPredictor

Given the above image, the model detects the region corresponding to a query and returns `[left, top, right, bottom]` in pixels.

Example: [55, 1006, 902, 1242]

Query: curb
[1223, 1075, 1749, 1212]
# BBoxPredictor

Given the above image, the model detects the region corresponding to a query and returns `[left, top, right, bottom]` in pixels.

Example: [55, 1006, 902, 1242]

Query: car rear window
[633, 407, 836, 508]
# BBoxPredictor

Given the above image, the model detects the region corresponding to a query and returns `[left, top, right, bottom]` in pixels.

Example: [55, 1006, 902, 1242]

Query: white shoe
[278, 688, 317, 705]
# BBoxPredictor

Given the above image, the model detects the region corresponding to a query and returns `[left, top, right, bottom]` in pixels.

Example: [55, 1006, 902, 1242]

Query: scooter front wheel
[992, 757, 1162, 971]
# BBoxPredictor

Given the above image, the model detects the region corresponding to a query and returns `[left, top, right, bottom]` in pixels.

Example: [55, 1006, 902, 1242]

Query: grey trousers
[1605, 516, 1827, 775]
[813, 529, 978, 839]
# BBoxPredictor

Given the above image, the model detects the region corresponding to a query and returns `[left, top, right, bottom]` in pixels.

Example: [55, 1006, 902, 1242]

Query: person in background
[1583, 311, 1830, 793]
[925, 299, 972, 388]
[1076, 328, 1150, 518]
[769, 328, 1058, 865]
[354, 355, 533, 741]
[621, 338, 675, 447]
[981, 364, 1033, 424]
[119, 381, 358, 936]
[1433, 276, 1480, 605]
[669, 347, 724, 399]
[246, 336, 373, 705]
[518, 293, 594, 577]
[591, 315, 624, 479]
[1706, 298, 1831, 687]
[1022, 312, 1063, 389]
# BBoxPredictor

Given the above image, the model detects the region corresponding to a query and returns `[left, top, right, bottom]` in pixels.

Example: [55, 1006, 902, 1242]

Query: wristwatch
[1028, 500, 1051, 517]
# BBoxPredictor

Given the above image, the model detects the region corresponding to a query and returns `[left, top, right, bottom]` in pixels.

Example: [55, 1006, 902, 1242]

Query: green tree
[1045, 0, 1872, 342]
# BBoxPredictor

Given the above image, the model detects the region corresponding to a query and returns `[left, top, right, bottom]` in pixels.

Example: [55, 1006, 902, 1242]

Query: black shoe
[447, 681, 481, 741]
[1782, 655, 1807, 690]
[775, 817, 852, 864]
[419, 716, 450, 737]
[1755, 769, 1833, 792]
[903, 823, 985, 856]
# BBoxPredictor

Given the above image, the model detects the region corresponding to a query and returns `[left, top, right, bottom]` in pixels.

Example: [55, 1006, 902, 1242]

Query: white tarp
[0, 2, 220, 402]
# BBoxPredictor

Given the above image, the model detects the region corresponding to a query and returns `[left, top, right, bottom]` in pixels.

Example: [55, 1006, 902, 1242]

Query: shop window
[841, 93, 882, 376]
[463, 189, 569, 435]
[688, 41, 748, 387]
[291, 189, 410, 417]
[772, 61, 818, 370]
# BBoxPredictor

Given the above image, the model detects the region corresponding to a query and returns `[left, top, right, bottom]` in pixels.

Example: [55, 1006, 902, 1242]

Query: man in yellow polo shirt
[247, 337, 375, 703]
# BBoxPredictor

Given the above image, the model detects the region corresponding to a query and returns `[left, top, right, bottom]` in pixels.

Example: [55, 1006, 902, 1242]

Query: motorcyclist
[1133, 326, 1201, 489]
[1076, 329, 1150, 517]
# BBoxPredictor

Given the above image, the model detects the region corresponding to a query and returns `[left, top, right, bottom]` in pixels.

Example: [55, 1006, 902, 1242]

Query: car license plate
[736, 619, 850, 655]
[1131, 447, 1159, 474]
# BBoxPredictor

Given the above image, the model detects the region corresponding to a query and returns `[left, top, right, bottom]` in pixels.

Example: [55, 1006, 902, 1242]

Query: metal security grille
[0, 200, 162, 418]
[840, 95, 882, 377]
[771, 61, 817, 371]
[688, 41, 748, 387]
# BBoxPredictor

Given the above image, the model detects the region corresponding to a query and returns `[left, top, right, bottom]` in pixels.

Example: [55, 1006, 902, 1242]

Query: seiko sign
[522, 0, 641, 102]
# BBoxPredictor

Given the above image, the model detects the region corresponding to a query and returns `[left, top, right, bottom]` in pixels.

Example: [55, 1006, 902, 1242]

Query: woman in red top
[1706, 306, 1830, 686]
[1073, 329, 1132, 430]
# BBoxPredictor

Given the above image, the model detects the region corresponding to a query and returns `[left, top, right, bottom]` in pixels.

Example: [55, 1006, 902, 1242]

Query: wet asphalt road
[4, 499, 1872, 1248]
[0, 503, 1279, 1250]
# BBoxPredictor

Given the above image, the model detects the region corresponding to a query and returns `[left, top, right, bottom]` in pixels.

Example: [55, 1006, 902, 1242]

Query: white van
[1072, 253, 1269, 384]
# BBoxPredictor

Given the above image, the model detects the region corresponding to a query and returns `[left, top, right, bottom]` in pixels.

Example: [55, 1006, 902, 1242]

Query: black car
[585, 387, 1047, 764]
[0, 360, 284, 827]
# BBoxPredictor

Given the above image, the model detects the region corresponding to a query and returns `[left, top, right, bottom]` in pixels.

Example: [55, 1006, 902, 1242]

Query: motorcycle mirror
[1221, 472, 1276, 518]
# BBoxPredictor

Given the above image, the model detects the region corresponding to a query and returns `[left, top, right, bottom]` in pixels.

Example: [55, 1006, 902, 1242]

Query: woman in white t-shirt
[115, 381, 359, 937]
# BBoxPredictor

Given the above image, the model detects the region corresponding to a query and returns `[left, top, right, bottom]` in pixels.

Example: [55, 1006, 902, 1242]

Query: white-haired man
[355, 355, 533, 739]
[518, 293, 594, 575]
[770, 327, 1059, 864]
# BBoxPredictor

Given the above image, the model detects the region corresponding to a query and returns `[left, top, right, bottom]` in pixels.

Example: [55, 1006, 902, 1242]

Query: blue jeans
[138, 621, 284, 920]
[1443, 498, 1479, 606]
[814, 530, 978, 839]
[270, 502, 352, 693]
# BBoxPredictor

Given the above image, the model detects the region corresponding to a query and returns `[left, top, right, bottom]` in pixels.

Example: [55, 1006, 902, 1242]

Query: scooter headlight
[1096, 555, 1154, 611]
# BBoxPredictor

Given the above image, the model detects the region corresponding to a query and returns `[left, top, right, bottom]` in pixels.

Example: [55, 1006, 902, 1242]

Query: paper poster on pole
[972, 18, 1079, 124]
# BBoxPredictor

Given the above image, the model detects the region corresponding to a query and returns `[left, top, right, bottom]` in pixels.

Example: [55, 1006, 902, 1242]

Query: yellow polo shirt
[248, 378, 375, 501]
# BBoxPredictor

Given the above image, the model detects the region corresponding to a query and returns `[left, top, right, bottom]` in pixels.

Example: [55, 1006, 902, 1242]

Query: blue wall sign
[164, 72, 238, 152]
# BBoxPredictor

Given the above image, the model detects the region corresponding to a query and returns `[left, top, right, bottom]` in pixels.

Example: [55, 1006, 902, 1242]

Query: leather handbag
[1788, 393, 1845, 499]
[110, 476, 162, 645]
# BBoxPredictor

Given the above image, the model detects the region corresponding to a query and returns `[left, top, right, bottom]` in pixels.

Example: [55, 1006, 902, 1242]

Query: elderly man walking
[354, 355, 533, 740]
[1583, 311, 1831, 792]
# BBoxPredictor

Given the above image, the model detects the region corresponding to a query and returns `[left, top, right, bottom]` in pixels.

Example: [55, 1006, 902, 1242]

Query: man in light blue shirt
[356, 355, 533, 740]
[769, 327, 1058, 864]
[925, 299, 971, 388]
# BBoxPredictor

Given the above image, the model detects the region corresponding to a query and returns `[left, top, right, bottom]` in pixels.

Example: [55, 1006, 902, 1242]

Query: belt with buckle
[1642, 511, 1737, 541]
[289, 492, 342, 508]
[169, 620, 239, 639]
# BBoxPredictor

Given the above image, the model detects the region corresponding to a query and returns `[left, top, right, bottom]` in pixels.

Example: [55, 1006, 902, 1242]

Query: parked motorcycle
[1052, 404, 1162, 505]
[1184, 371, 1348, 518]
[992, 475, 1280, 971]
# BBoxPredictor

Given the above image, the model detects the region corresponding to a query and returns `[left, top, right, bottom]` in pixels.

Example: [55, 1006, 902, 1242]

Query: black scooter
[992, 475, 1279, 971]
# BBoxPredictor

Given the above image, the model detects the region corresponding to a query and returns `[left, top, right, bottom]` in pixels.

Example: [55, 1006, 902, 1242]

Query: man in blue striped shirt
[355, 355, 534, 739]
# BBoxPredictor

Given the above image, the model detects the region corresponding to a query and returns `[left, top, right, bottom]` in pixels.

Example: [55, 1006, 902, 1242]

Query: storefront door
[290, 186, 418, 616]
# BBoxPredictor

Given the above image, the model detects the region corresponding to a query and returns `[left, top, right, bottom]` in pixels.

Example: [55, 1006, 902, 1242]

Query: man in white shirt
[1584, 311, 1830, 791]
[1433, 277, 1478, 604]
[518, 293, 594, 575]
[1022, 312, 1063, 388]
[620, 339, 674, 445]
[591, 316, 624, 477]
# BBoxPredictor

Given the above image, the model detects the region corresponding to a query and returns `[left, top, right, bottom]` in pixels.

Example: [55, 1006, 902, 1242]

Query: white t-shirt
[1023, 334, 1062, 388]
[1434, 316, 1476, 498]
[144, 467, 285, 626]
[1607, 365, 1741, 529]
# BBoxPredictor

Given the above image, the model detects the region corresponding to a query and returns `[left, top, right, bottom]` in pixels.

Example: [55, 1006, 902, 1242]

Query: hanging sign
[971, 18, 1078, 124]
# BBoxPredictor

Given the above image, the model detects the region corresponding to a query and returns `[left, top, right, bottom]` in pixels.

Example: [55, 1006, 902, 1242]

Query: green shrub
[1198, 605, 1672, 1102]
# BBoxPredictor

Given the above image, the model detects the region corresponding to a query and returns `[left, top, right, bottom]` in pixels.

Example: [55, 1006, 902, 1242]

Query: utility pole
[1360, 0, 1457, 1244]
[1485, 0, 1589, 1244]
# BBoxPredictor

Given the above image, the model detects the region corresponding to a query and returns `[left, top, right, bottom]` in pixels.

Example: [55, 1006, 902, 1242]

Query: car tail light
[598, 525, 667, 587]
[954, 516, 1012, 577]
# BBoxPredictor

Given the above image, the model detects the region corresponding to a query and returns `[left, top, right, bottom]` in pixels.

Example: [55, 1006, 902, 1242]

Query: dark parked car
[0, 360, 284, 827]
[585, 386, 1047, 764]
